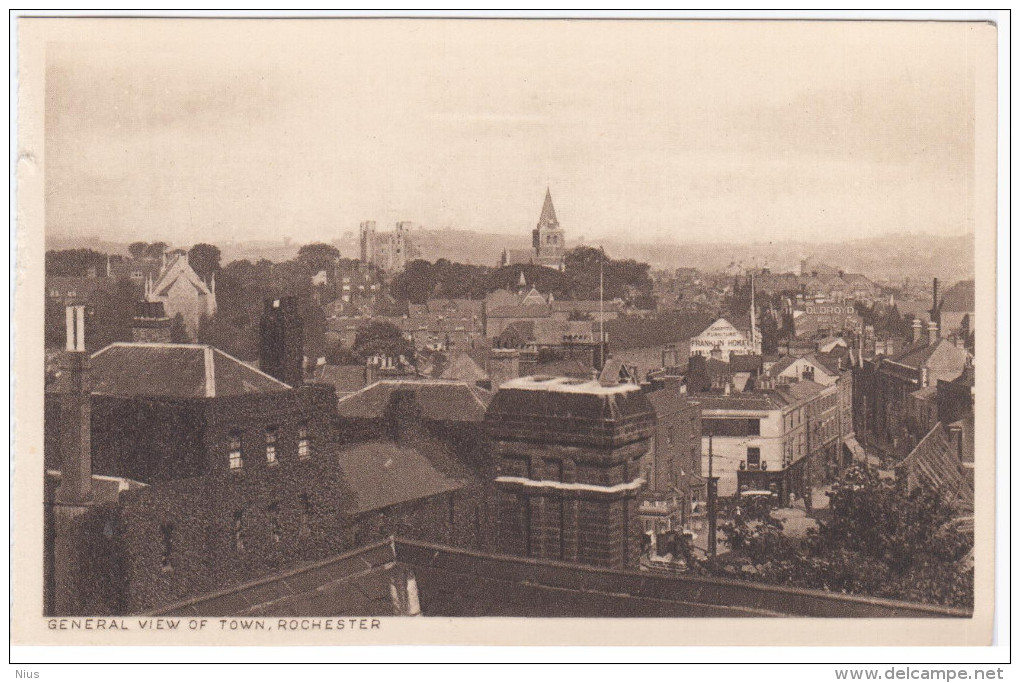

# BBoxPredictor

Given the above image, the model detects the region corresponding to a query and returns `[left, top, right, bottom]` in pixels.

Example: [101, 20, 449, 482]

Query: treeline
[390, 246, 655, 306]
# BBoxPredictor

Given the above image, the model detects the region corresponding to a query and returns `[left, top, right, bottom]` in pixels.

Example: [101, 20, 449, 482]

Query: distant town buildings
[500, 188, 567, 271]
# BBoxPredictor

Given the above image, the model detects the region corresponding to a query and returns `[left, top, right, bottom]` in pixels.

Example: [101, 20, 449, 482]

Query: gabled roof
[439, 352, 488, 383]
[767, 353, 839, 380]
[940, 280, 975, 312]
[151, 254, 212, 298]
[336, 379, 491, 422]
[694, 318, 746, 340]
[310, 364, 367, 396]
[339, 441, 466, 514]
[894, 423, 974, 510]
[58, 342, 291, 398]
[891, 338, 970, 375]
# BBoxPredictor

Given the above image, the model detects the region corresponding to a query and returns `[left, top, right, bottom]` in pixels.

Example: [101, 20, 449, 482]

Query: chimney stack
[52, 306, 94, 615]
[131, 300, 172, 343]
[487, 348, 521, 390]
[56, 306, 92, 506]
[912, 318, 922, 344]
[928, 320, 939, 346]
[259, 297, 304, 387]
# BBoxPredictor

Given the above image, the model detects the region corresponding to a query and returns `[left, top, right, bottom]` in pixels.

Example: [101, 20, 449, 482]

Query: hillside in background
[46, 230, 974, 285]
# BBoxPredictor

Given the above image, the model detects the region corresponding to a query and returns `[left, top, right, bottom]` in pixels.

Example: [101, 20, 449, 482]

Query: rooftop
[499, 375, 639, 396]
[337, 379, 491, 422]
[51, 342, 291, 399]
[338, 441, 466, 515]
[151, 537, 970, 620]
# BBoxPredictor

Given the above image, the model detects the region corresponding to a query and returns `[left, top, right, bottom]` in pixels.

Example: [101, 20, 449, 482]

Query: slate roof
[439, 352, 489, 383]
[486, 305, 552, 319]
[604, 312, 715, 351]
[894, 423, 974, 511]
[309, 364, 367, 396]
[940, 280, 975, 312]
[533, 358, 594, 379]
[336, 379, 491, 422]
[153, 538, 970, 619]
[52, 342, 291, 398]
[338, 441, 466, 515]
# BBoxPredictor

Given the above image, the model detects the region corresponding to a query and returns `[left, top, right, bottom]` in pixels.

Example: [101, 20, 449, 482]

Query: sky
[42, 19, 986, 247]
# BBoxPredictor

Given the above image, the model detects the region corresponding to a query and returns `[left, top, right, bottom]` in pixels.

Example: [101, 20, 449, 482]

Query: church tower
[532, 188, 565, 264]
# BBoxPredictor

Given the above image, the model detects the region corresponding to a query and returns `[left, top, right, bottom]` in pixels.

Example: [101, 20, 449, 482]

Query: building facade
[485, 376, 656, 569]
[689, 318, 761, 361]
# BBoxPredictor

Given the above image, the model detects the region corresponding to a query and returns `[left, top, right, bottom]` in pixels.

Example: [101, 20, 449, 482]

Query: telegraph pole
[707, 432, 718, 559]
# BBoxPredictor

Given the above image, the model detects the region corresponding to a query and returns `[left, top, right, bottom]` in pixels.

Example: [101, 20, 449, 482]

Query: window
[233, 511, 245, 552]
[297, 424, 310, 460]
[160, 523, 174, 572]
[747, 447, 761, 470]
[66, 290, 77, 298]
[228, 432, 243, 470]
[666, 427, 675, 446]
[267, 503, 281, 543]
[265, 428, 278, 465]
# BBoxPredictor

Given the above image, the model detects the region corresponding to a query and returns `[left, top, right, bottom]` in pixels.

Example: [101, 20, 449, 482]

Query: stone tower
[359, 220, 377, 264]
[259, 297, 304, 387]
[484, 376, 656, 569]
[532, 188, 565, 263]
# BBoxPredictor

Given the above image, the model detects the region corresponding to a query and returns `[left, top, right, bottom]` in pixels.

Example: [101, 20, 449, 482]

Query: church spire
[537, 187, 558, 228]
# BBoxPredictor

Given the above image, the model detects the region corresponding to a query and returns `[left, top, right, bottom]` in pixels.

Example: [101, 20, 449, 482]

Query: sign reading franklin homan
[13, 16, 997, 647]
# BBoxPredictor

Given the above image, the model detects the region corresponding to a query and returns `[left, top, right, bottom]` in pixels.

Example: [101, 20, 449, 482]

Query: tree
[144, 242, 170, 259]
[45, 249, 108, 277]
[353, 321, 415, 364]
[297, 243, 341, 274]
[390, 260, 437, 304]
[324, 343, 359, 366]
[702, 465, 974, 608]
[188, 243, 222, 282]
[128, 242, 149, 259]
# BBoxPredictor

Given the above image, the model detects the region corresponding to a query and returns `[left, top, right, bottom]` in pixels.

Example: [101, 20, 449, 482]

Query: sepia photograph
[11, 13, 1003, 658]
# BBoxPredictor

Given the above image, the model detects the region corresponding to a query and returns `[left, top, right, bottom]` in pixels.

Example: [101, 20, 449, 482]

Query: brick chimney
[131, 300, 171, 343]
[487, 347, 520, 390]
[661, 344, 678, 368]
[912, 318, 922, 344]
[927, 320, 939, 346]
[53, 306, 93, 615]
[56, 306, 92, 506]
[259, 297, 304, 387]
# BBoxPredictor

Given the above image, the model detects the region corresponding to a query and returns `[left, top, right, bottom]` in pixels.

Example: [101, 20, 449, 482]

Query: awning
[843, 436, 874, 465]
